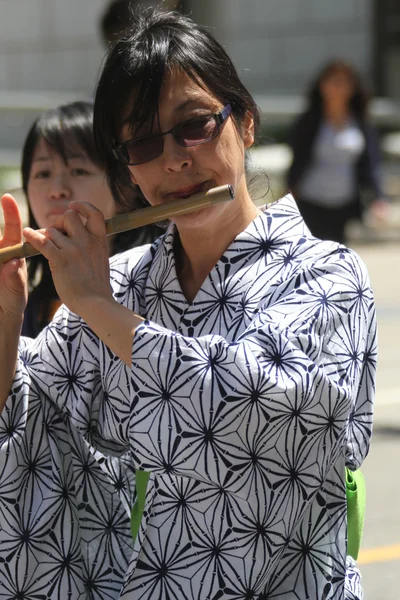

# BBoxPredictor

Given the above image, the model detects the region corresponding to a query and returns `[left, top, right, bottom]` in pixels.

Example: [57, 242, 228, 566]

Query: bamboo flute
[0, 184, 234, 265]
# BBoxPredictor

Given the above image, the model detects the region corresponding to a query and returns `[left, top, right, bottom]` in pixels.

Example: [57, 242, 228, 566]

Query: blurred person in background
[100, 0, 132, 46]
[287, 59, 388, 243]
[21, 100, 162, 337]
[100, 0, 184, 47]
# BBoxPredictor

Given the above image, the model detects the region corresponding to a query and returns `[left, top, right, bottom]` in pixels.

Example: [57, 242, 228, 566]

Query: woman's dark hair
[93, 7, 261, 211]
[21, 100, 161, 337]
[306, 59, 370, 121]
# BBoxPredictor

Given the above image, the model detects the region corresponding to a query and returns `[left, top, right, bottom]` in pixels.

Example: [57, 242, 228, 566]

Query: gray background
[0, 0, 375, 97]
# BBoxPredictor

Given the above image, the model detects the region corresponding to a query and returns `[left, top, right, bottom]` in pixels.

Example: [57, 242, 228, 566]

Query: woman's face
[120, 70, 254, 230]
[319, 70, 355, 106]
[27, 138, 116, 228]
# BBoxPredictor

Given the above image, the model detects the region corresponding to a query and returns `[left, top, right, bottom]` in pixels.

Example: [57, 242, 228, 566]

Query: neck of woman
[175, 190, 259, 304]
[323, 102, 351, 128]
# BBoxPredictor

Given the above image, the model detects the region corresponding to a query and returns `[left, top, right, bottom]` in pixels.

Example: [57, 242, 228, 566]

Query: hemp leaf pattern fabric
[0, 196, 375, 599]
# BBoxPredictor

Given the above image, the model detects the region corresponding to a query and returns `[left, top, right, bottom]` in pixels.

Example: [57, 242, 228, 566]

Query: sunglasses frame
[113, 103, 232, 166]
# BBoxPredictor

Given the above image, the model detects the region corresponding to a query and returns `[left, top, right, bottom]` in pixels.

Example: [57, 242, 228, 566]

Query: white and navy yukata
[0, 195, 376, 599]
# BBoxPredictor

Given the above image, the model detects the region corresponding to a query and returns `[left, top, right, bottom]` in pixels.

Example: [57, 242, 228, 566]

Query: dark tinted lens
[176, 116, 218, 147]
[123, 136, 163, 165]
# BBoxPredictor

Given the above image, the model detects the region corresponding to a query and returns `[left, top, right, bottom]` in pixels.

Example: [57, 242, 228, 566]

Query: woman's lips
[168, 182, 207, 199]
[46, 206, 70, 217]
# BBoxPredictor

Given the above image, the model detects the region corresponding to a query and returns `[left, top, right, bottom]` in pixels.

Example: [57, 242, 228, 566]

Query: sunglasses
[113, 104, 232, 166]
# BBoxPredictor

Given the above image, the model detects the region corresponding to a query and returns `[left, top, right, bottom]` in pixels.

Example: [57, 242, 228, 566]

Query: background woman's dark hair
[93, 7, 261, 211]
[22, 100, 100, 225]
[21, 101, 100, 335]
[306, 59, 370, 121]
[21, 100, 160, 336]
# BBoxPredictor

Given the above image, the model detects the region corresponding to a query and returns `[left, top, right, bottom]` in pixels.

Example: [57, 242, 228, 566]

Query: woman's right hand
[0, 194, 28, 322]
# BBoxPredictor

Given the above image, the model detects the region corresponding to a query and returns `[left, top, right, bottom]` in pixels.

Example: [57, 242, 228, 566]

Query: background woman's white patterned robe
[0, 196, 376, 599]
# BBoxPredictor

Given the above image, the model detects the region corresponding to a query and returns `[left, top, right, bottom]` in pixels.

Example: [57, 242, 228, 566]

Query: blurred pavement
[350, 241, 400, 600]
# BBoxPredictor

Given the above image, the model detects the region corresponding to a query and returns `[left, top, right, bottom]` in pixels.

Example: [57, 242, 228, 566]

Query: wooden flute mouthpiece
[0, 184, 234, 265]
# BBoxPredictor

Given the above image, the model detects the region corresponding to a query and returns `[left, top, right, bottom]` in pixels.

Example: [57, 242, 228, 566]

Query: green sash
[346, 468, 366, 560]
[130, 468, 366, 560]
[130, 470, 150, 543]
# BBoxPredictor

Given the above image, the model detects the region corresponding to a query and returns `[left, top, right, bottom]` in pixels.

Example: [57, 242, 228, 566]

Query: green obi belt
[346, 468, 366, 560]
[131, 468, 366, 561]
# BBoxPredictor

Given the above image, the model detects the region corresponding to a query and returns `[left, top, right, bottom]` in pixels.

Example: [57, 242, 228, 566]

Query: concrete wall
[189, 0, 374, 95]
[0, 0, 374, 97]
[0, 0, 376, 160]
[0, 0, 110, 95]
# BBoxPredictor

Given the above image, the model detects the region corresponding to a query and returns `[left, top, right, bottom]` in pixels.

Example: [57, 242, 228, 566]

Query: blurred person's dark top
[287, 109, 383, 210]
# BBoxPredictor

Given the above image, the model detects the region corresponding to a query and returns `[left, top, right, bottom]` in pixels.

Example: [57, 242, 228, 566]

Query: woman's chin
[171, 205, 219, 231]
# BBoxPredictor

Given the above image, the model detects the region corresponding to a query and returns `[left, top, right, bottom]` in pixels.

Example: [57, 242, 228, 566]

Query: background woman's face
[27, 137, 116, 228]
[319, 70, 355, 106]
[121, 70, 254, 230]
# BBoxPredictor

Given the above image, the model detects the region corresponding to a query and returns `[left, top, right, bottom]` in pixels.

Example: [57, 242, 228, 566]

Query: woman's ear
[129, 169, 138, 185]
[243, 111, 255, 149]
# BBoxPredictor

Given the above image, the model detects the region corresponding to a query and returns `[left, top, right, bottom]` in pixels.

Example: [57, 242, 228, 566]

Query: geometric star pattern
[1, 195, 375, 599]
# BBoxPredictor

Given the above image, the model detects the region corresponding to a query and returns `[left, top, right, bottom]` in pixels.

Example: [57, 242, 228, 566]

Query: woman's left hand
[24, 201, 112, 317]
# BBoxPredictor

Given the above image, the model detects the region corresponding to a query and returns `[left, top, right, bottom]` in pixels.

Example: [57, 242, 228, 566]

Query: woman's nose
[162, 134, 192, 172]
[49, 174, 72, 200]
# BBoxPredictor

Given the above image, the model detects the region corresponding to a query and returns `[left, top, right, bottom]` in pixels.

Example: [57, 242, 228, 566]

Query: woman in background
[287, 60, 387, 243]
[21, 100, 163, 336]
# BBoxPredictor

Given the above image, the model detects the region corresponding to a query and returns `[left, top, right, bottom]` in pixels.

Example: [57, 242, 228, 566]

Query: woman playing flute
[0, 8, 375, 600]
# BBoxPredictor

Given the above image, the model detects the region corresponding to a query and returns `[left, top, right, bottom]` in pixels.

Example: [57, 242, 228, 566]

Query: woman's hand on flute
[24, 200, 144, 366]
[0, 194, 28, 322]
[23, 200, 112, 318]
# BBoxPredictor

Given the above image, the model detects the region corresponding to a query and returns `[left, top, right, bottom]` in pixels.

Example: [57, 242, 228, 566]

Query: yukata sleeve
[12, 248, 152, 456]
[129, 246, 375, 495]
[29, 305, 132, 455]
[345, 285, 376, 470]
[0, 329, 135, 598]
[2, 303, 130, 459]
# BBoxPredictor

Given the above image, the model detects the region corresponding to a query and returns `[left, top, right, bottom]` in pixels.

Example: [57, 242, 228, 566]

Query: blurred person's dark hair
[22, 101, 99, 206]
[307, 59, 370, 121]
[100, 0, 132, 47]
[100, 1, 185, 47]
[93, 6, 261, 211]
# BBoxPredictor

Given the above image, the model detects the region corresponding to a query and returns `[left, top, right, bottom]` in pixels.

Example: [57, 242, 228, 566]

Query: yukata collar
[161, 193, 312, 254]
